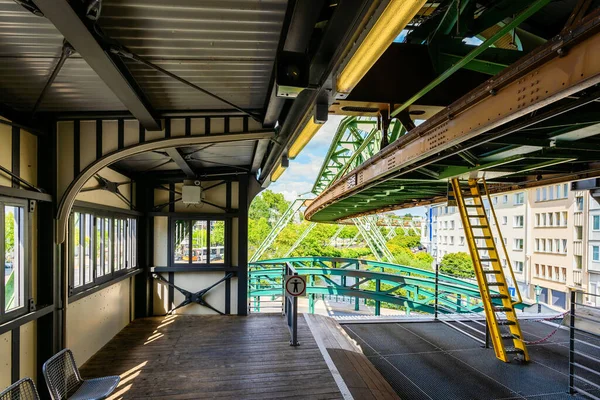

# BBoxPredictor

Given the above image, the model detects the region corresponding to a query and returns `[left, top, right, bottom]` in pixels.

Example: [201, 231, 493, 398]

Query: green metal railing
[249, 257, 529, 316]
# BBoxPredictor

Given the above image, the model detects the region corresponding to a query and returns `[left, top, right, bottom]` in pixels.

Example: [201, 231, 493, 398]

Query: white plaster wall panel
[171, 119, 185, 137]
[153, 279, 169, 316]
[154, 217, 168, 266]
[0, 118, 12, 187]
[145, 121, 166, 142]
[230, 277, 238, 315]
[230, 117, 243, 133]
[0, 332, 11, 388]
[102, 120, 118, 155]
[19, 130, 37, 186]
[190, 118, 206, 135]
[56, 121, 74, 200]
[231, 182, 239, 209]
[211, 118, 224, 134]
[79, 121, 96, 172]
[171, 272, 227, 315]
[232, 218, 239, 267]
[67, 279, 131, 365]
[154, 186, 169, 210]
[123, 120, 139, 147]
[20, 321, 36, 383]
[76, 167, 131, 209]
[248, 118, 263, 131]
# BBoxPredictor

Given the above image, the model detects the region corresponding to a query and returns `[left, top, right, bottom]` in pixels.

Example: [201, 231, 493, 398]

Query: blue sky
[268, 115, 426, 217]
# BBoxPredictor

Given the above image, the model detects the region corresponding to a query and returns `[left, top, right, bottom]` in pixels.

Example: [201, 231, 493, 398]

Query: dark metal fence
[569, 290, 600, 399]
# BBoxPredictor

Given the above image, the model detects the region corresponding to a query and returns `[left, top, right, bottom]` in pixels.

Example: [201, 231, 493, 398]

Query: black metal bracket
[153, 272, 233, 315]
[80, 174, 135, 209]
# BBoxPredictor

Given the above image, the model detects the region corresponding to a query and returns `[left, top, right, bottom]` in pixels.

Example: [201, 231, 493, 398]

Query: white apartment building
[422, 180, 599, 309]
[589, 193, 600, 306]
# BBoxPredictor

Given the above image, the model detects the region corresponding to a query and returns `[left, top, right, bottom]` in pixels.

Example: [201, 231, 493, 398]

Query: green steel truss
[311, 116, 405, 195]
[249, 257, 529, 315]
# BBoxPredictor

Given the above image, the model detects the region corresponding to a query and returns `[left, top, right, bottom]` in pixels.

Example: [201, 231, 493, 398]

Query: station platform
[342, 319, 600, 400]
[78, 313, 395, 400]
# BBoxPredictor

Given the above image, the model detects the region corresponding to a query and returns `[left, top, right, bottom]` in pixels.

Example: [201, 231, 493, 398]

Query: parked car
[5, 262, 13, 276]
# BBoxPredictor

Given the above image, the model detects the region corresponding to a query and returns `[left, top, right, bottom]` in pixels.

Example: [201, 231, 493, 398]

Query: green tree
[249, 190, 289, 223]
[439, 252, 474, 278]
[5, 211, 14, 256]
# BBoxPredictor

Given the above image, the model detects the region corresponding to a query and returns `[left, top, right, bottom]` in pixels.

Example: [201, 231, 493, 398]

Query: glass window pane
[192, 221, 207, 264]
[73, 212, 82, 288]
[96, 218, 103, 277]
[174, 220, 190, 264]
[104, 218, 111, 275]
[5, 206, 24, 311]
[84, 214, 93, 284]
[209, 221, 225, 264]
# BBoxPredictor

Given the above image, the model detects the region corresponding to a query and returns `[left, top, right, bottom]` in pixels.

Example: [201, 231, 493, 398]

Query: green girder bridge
[248, 257, 529, 315]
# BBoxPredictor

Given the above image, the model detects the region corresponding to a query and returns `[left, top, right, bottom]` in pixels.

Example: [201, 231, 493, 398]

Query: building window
[594, 215, 600, 231]
[514, 238, 524, 251]
[535, 263, 539, 276]
[172, 218, 228, 266]
[542, 187, 547, 201]
[450, 221, 455, 230]
[555, 212, 561, 226]
[556, 184, 562, 199]
[536, 189, 540, 202]
[503, 195, 508, 204]
[576, 196, 584, 211]
[594, 246, 600, 262]
[562, 239, 567, 253]
[535, 238, 540, 251]
[502, 216, 507, 225]
[493, 197, 498, 205]
[575, 255, 582, 269]
[564, 183, 569, 198]
[562, 211, 568, 226]
[555, 239, 560, 253]
[514, 215, 524, 228]
[514, 192, 524, 205]
[2, 200, 29, 320]
[514, 261, 524, 273]
[459, 236, 464, 245]
[575, 226, 583, 240]
[71, 210, 137, 294]
[548, 213, 553, 226]
[503, 237, 507, 245]
[548, 240, 553, 253]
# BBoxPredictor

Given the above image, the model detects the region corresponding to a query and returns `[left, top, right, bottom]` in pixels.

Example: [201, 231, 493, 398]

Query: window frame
[0, 197, 31, 324]
[593, 215, 600, 231]
[168, 216, 231, 269]
[69, 208, 139, 297]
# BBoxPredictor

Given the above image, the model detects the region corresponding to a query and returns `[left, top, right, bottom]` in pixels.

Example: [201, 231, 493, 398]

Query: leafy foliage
[439, 252, 475, 278]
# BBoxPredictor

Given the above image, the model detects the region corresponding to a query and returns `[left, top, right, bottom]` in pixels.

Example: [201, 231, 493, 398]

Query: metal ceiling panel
[0, 0, 286, 113]
[99, 0, 287, 111]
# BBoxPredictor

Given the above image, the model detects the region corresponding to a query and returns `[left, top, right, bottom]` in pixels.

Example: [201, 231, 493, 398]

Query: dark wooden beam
[165, 148, 196, 178]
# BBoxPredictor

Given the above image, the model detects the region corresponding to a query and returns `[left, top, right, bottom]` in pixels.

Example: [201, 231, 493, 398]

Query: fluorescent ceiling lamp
[271, 163, 286, 182]
[336, 0, 426, 94]
[288, 117, 322, 159]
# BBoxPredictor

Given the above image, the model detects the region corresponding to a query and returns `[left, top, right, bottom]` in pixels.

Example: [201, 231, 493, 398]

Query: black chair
[0, 378, 40, 400]
[42, 349, 120, 400]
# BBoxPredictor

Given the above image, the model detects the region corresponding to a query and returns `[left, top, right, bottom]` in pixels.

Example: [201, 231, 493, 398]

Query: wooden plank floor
[305, 314, 400, 400]
[79, 314, 343, 399]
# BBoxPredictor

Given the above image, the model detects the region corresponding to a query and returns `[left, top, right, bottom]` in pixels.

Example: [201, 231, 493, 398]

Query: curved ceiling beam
[56, 131, 275, 244]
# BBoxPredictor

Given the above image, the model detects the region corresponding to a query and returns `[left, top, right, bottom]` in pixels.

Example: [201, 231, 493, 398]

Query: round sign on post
[285, 275, 306, 297]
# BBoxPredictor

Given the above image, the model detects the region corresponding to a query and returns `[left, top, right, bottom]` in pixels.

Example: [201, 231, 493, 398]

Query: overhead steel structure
[303, 1, 600, 222]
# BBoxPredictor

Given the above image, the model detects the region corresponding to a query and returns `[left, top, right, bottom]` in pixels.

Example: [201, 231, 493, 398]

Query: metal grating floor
[342, 320, 600, 399]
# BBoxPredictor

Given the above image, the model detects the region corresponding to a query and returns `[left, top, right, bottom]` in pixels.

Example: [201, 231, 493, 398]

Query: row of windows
[492, 192, 525, 206]
[1, 199, 28, 321]
[535, 184, 569, 202]
[534, 264, 567, 283]
[70, 211, 138, 292]
[535, 212, 568, 228]
[534, 238, 568, 254]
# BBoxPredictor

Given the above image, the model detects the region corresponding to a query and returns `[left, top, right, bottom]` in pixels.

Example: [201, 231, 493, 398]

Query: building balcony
[574, 211, 584, 226]
[573, 270, 583, 287]
[574, 240, 583, 256]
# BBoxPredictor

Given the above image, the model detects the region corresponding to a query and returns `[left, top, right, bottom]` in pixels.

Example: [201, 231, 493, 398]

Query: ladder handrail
[481, 178, 523, 305]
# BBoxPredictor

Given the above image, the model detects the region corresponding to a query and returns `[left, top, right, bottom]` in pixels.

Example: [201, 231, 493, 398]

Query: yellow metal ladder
[450, 177, 529, 362]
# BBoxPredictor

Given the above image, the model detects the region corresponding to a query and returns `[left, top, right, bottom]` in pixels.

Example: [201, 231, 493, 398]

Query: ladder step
[468, 214, 487, 218]
[471, 225, 489, 228]
[484, 270, 502, 274]
[493, 306, 513, 312]
[465, 204, 483, 208]
[480, 258, 498, 262]
[473, 236, 492, 240]
[497, 320, 516, 326]
[477, 247, 495, 250]
[490, 294, 508, 299]
[501, 333, 520, 339]
[487, 282, 505, 287]
[505, 347, 524, 354]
